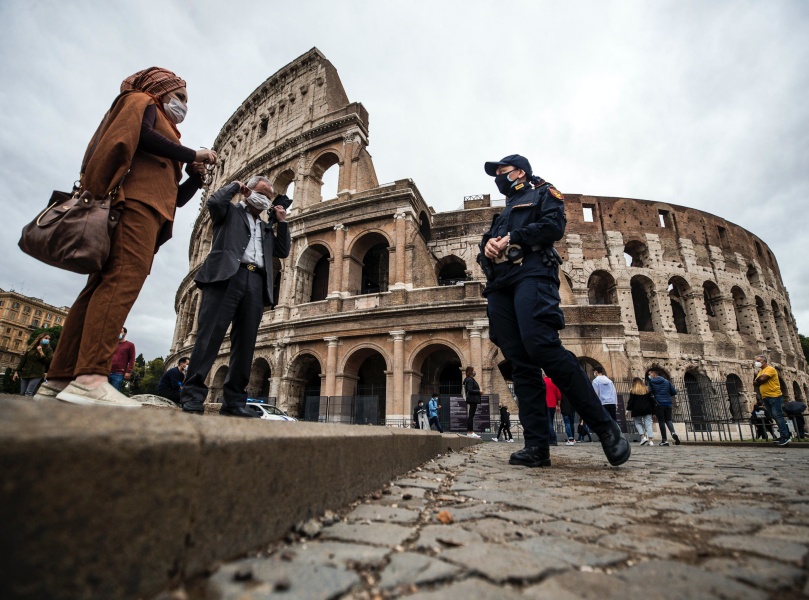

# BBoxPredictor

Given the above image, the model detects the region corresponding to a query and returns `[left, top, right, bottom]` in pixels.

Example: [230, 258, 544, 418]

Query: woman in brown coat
[35, 67, 216, 407]
[13, 333, 53, 396]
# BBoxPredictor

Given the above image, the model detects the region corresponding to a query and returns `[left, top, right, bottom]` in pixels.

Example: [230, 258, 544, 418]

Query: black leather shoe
[182, 401, 204, 414]
[509, 446, 551, 468]
[599, 421, 631, 466]
[219, 405, 260, 418]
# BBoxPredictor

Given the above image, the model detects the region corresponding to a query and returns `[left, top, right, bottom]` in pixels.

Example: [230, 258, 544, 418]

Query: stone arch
[185, 293, 199, 343]
[792, 381, 803, 402]
[209, 365, 228, 404]
[725, 373, 745, 419]
[645, 364, 672, 381]
[342, 345, 391, 424]
[771, 301, 792, 351]
[731, 286, 748, 334]
[561, 271, 575, 305]
[294, 243, 331, 304]
[436, 255, 468, 286]
[248, 357, 272, 399]
[410, 342, 463, 396]
[587, 270, 618, 305]
[306, 150, 342, 203]
[623, 239, 650, 268]
[755, 296, 769, 344]
[668, 276, 697, 335]
[577, 356, 605, 380]
[746, 263, 761, 288]
[347, 231, 391, 295]
[683, 369, 715, 429]
[272, 168, 296, 198]
[702, 280, 723, 332]
[630, 275, 658, 332]
[287, 352, 323, 420]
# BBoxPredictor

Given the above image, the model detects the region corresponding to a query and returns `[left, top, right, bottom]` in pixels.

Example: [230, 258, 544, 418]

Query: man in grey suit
[180, 175, 291, 416]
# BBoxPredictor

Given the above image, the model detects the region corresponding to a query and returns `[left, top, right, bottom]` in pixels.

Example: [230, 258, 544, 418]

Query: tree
[128, 356, 164, 396]
[26, 325, 63, 350]
[801, 334, 809, 364]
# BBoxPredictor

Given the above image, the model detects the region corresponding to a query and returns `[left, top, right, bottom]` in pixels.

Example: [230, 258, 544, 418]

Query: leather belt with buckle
[240, 263, 261, 272]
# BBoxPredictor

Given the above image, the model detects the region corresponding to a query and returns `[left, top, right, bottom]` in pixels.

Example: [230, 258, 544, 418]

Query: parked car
[246, 401, 297, 421]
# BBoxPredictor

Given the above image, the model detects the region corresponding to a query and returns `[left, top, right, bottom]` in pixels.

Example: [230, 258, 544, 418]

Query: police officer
[478, 154, 630, 468]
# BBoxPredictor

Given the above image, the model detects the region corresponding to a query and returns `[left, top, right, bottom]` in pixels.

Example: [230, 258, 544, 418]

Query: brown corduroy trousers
[49, 199, 165, 379]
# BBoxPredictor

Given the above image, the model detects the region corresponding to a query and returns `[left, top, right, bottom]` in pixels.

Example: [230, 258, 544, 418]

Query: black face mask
[494, 171, 520, 196]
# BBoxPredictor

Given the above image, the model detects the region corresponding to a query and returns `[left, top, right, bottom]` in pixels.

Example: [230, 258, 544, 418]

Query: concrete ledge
[0, 398, 479, 600]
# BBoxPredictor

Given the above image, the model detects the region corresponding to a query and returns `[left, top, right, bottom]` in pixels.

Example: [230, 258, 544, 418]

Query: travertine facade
[169, 48, 808, 422]
[0, 289, 69, 371]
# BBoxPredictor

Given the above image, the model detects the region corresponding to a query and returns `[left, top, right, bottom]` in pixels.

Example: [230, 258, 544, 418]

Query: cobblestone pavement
[180, 441, 809, 599]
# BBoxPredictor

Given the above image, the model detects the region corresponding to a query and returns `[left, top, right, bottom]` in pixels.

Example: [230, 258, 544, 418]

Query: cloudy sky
[1, 0, 807, 361]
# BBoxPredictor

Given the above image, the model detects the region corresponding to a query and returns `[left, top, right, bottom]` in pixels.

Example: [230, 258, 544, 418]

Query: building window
[56, 317, 62, 324]
[259, 118, 269, 138]
[32, 319, 39, 327]
[582, 205, 595, 223]
[35, 309, 42, 316]
[23, 306, 31, 314]
[0, 300, 4, 307]
[46, 313, 52, 320]
[658, 210, 671, 228]
[17, 331, 23, 337]
[718, 226, 729, 250]
[12, 302, 19, 309]
[13, 340, 20, 349]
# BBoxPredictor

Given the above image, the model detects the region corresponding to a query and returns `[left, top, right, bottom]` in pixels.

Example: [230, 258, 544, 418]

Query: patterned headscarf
[120, 67, 186, 98]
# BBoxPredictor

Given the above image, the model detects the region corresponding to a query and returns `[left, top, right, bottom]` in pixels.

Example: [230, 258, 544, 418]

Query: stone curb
[0, 398, 479, 600]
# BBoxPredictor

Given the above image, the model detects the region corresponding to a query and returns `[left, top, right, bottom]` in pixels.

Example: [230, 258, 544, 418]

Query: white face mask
[163, 97, 187, 124]
[245, 190, 271, 211]
[754, 361, 763, 369]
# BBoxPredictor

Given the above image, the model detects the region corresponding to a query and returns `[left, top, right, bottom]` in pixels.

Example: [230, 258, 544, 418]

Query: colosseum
[169, 48, 808, 431]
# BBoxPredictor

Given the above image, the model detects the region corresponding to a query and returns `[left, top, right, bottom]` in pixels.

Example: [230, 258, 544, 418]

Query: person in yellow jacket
[754, 354, 790, 446]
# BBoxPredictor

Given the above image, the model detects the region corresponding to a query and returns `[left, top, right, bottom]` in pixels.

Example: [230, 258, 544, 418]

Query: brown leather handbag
[18, 108, 127, 274]
[18, 183, 123, 274]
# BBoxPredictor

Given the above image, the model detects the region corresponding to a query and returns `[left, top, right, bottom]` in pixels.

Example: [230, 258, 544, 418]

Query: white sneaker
[33, 382, 63, 402]
[56, 382, 141, 408]
[467, 432, 481, 438]
[566, 440, 575, 446]
[640, 436, 649, 446]
[507, 439, 515, 443]
[492, 438, 499, 442]
[648, 441, 655, 446]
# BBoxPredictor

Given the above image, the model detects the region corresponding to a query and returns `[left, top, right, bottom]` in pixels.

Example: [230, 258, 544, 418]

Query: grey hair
[246, 175, 272, 190]
[755, 354, 768, 363]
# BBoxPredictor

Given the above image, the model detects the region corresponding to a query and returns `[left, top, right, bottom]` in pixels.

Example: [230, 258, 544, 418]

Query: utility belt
[492, 244, 562, 267]
[240, 262, 265, 273]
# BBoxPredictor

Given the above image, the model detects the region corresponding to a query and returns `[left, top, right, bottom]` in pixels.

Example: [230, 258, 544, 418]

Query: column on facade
[652, 282, 675, 333]
[329, 224, 346, 297]
[391, 213, 408, 289]
[760, 304, 783, 353]
[713, 294, 737, 334]
[324, 336, 339, 397]
[390, 330, 406, 418]
[467, 324, 483, 385]
[684, 289, 714, 340]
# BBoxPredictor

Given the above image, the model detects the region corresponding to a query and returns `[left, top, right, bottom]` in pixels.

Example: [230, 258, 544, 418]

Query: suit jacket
[195, 182, 291, 306]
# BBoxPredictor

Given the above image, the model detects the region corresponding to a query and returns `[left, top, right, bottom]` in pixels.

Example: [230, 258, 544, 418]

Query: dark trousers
[180, 268, 264, 408]
[429, 416, 443, 433]
[467, 402, 478, 432]
[497, 422, 513, 440]
[604, 404, 617, 422]
[547, 406, 558, 444]
[50, 200, 163, 379]
[752, 420, 776, 440]
[655, 405, 676, 441]
[487, 278, 613, 449]
[158, 387, 182, 404]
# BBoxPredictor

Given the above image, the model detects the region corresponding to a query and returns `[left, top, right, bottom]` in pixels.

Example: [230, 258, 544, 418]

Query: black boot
[220, 405, 260, 418]
[509, 446, 551, 468]
[598, 420, 631, 466]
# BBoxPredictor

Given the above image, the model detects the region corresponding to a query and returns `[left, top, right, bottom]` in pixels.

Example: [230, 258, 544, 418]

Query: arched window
[771, 301, 792, 351]
[793, 381, 803, 402]
[631, 275, 656, 332]
[587, 270, 618, 305]
[755, 296, 769, 343]
[726, 374, 744, 419]
[438, 261, 468, 286]
[311, 152, 340, 203]
[273, 168, 296, 200]
[577, 357, 604, 380]
[668, 277, 695, 335]
[731, 286, 747, 333]
[311, 255, 330, 302]
[746, 264, 761, 288]
[295, 244, 330, 304]
[362, 244, 389, 294]
[702, 281, 723, 332]
[624, 240, 650, 268]
[419, 211, 431, 241]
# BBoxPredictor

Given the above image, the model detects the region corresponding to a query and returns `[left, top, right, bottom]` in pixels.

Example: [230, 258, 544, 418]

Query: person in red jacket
[109, 327, 136, 391]
[544, 373, 562, 446]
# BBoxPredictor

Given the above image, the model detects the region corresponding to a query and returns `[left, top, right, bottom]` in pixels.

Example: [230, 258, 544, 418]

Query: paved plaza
[179, 441, 809, 599]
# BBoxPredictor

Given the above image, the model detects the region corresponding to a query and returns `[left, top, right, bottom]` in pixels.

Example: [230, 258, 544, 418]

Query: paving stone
[523, 571, 649, 599]
[460, 516, 538, 543]
[702, 556, 805, 591]
[345, 504, 421, 524]
[529, 519, 608, 541]
[709, 534, 808, 564]
[276, 540, 389, 568]
[414, 524, 485, 551]
[598, 531, 694, 558]
[564, 505, 634, 529]
[755, 523, 809, 544]
[441, 542, 557, 581]
[515, 535, 628, 568]
[319, 522, 413, 547]
[616, 560, 768, 600]
[431, 502, 494, 522]
[377, 551, 462, 589]
[392, 477, 443, 490]
[203, 557, 359, 599]
[488, 509, 548, 525]
[405, 577, 524, 600]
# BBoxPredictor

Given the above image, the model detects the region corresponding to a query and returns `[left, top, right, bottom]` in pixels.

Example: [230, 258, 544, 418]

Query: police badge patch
[549, 187, 564, 200]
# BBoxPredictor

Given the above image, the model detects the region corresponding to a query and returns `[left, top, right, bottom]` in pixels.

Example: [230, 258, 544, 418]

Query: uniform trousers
[180, 268, 265, 408]
[486, 276, 613, 449]
[49, 199, 164, 379]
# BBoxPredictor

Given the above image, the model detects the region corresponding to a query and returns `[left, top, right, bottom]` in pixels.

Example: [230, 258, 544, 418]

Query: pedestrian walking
[13, 333, 53, 396]
[180, 176, 290, 417]
[783, 401, 807, 440]
[108, 327, 136, 391]
[750, 398, 777, 441]
[428, 393, 443, 433]
[544, 373, 561, 445]
[413, 399, 426, 429]
[478, 154, 628, 468]
[753, 355, 791, 446]
[463, 366, 482, 438]
[497, 405, 514, 442]
[647, 369, 680, 446]
[627, 377, 656, 446]
[592, 367, 618, 422]
[559, 393, 576, 445]
[37, 67, 216, 407]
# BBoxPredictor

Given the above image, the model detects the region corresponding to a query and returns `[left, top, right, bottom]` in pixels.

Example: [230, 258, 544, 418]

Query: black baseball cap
[484, 154, 532, 178]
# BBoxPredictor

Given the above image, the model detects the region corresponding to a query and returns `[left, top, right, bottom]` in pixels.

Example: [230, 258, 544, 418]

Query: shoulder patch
[549, 187, 564, 200]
